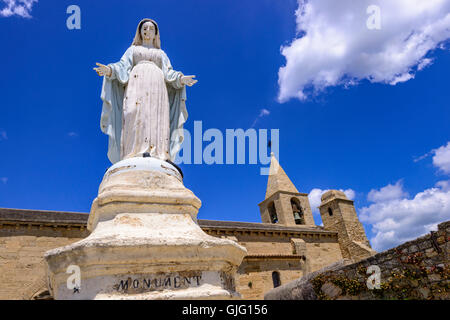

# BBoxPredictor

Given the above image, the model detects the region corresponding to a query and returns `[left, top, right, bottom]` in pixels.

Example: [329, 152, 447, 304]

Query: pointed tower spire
[265, 153, 299, 199]
[258, 153, 316, 226]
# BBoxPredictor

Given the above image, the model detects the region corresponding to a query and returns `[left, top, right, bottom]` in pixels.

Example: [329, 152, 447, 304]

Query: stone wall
[304, 241, 344, 273]
[0, 227, 88, 299]
[265, 220, 449, 300]
[237, 258, 305, 299]
[319, 190, 376, 262]
[209, 223, 344, 299]
[0, 209, 344, 300]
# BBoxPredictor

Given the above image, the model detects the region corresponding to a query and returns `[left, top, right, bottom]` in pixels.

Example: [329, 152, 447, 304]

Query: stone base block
[44, 157, 247, 300]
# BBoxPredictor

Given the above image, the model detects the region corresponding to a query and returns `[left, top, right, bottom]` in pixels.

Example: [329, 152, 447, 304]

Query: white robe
[99, 45, 188, 164]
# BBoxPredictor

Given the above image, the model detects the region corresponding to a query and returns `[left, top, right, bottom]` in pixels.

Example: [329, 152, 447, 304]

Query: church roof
[265, 153, 299, 199]
[0, 207, 332, 235]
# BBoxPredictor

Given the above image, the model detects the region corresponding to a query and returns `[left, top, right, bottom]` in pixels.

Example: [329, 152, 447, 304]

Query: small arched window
[272, 271, 281, 288]
[268, 202, 278, 224]
[291, 198, 304, 225]
[328, 207, 333, 216]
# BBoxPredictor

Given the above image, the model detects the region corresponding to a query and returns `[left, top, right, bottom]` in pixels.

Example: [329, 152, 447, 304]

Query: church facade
[0, 155, 375, 299]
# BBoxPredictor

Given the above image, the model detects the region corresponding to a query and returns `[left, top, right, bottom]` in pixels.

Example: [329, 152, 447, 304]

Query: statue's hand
[181, 75, 198, 87]
[93, 62, 112, 77]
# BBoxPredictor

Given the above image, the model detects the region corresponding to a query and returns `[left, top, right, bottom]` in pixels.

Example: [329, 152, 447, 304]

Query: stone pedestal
[44, 157, 247, 300]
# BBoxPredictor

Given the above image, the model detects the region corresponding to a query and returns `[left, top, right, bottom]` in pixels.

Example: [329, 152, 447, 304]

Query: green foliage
[331, 277, 364, 296]
[357, 265, 367, 275]
[310, 249, 448, 300]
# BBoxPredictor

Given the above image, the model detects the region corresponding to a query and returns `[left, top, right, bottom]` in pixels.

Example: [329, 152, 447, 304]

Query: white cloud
[361, 141, 450, 251]
[251, 108, 271, 127]
[278, 0, 450, 101]
[308, 187, 355, 216]
[0, 177, 7, 184]
[367, 180, 408, 202]
[360, 182, 450, 251]
[417, 58, 433, 71]
[436, 180, 450, 191]
[433, 141, 450, 174]
[308, 188, 324, 214]
[0, 0, 38, 18]
[68, 132, 79, 137]
[413, 151, 433, 163]
[389, 73, 414, 86]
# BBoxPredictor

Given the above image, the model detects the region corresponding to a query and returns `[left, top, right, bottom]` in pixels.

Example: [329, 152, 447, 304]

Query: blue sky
[0, 0, 449, 251]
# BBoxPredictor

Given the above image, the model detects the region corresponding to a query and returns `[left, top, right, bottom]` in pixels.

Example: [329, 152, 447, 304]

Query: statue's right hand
[93, 63, 112, 77]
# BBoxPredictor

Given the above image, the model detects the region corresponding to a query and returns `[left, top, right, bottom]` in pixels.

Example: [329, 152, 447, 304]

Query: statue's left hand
[181, 75, 198, 87]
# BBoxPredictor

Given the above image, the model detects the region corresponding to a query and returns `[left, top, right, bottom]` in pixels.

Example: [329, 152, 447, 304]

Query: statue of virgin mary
[94, 18, 197, 164]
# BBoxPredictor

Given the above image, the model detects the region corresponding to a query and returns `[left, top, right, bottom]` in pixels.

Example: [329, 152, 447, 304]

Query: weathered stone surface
[321, 282, 342, 299]
[0, 155, 367, 300]
[265, 220, 450, 300]
[0, 207, 344, 300]
[417, 287, 430, 299]
[264, 259, 352, 300]
[318, 190, 376, 262]
[258, 154, 316, 227]
[264, 153, 299, 198]
[44, 158, 247, 300]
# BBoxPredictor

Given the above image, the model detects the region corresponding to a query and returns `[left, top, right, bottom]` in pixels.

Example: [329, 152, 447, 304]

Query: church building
[0, 154, 375, 299]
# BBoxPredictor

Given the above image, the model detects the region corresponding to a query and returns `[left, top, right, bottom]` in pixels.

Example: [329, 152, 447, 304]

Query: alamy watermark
[366, 265, 381, 289]
[174, 121, 279, 175]
[66, 264, 81, 293]
[366, 4, 381, 30]
[66, 5, 81, 30]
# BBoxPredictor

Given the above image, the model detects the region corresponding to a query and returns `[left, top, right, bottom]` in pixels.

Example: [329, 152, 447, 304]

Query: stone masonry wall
[233, 232, 343, 299]
[0, 227, 343, 300]
[0, 210, 344, 300]
[265, 220, 449, 300]
[0, 227, 88, 299]
[237, 259, 305, 299]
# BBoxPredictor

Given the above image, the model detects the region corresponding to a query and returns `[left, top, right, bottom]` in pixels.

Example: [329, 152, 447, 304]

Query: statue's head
[132, 18, 161, 49]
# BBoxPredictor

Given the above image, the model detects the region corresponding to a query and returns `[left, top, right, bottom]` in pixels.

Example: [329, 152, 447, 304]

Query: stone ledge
[264, 220, 450, 300]
[264, 259, 352, 300]
[199, 220, 334, 237]
[244, 254, 306, 260]
[0, 208, 88, 226]
[0, 208, 336, 238]
[258, 191, 309, 206]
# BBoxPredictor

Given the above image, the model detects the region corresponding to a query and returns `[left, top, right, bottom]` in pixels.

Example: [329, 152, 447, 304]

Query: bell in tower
[291, 198, 305, 225]
[258, 153, 315, 227]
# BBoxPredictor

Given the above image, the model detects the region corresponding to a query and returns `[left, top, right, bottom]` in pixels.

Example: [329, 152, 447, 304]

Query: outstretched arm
[93, 63, 112, 77]
[180, 75, 197, 87]
[162, 51, 198, 88]
[92, 47, 134, 83]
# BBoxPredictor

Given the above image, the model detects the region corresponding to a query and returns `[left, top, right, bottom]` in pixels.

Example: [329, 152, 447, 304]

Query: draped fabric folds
[100, 45, 187, 164]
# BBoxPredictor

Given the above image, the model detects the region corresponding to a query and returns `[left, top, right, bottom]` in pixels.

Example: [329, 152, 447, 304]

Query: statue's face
[141, 21, 156, 42]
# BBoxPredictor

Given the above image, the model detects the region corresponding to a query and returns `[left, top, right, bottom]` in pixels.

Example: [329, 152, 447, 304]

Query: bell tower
[258, 154, 315, 226]
[319, 190, 376, 261]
